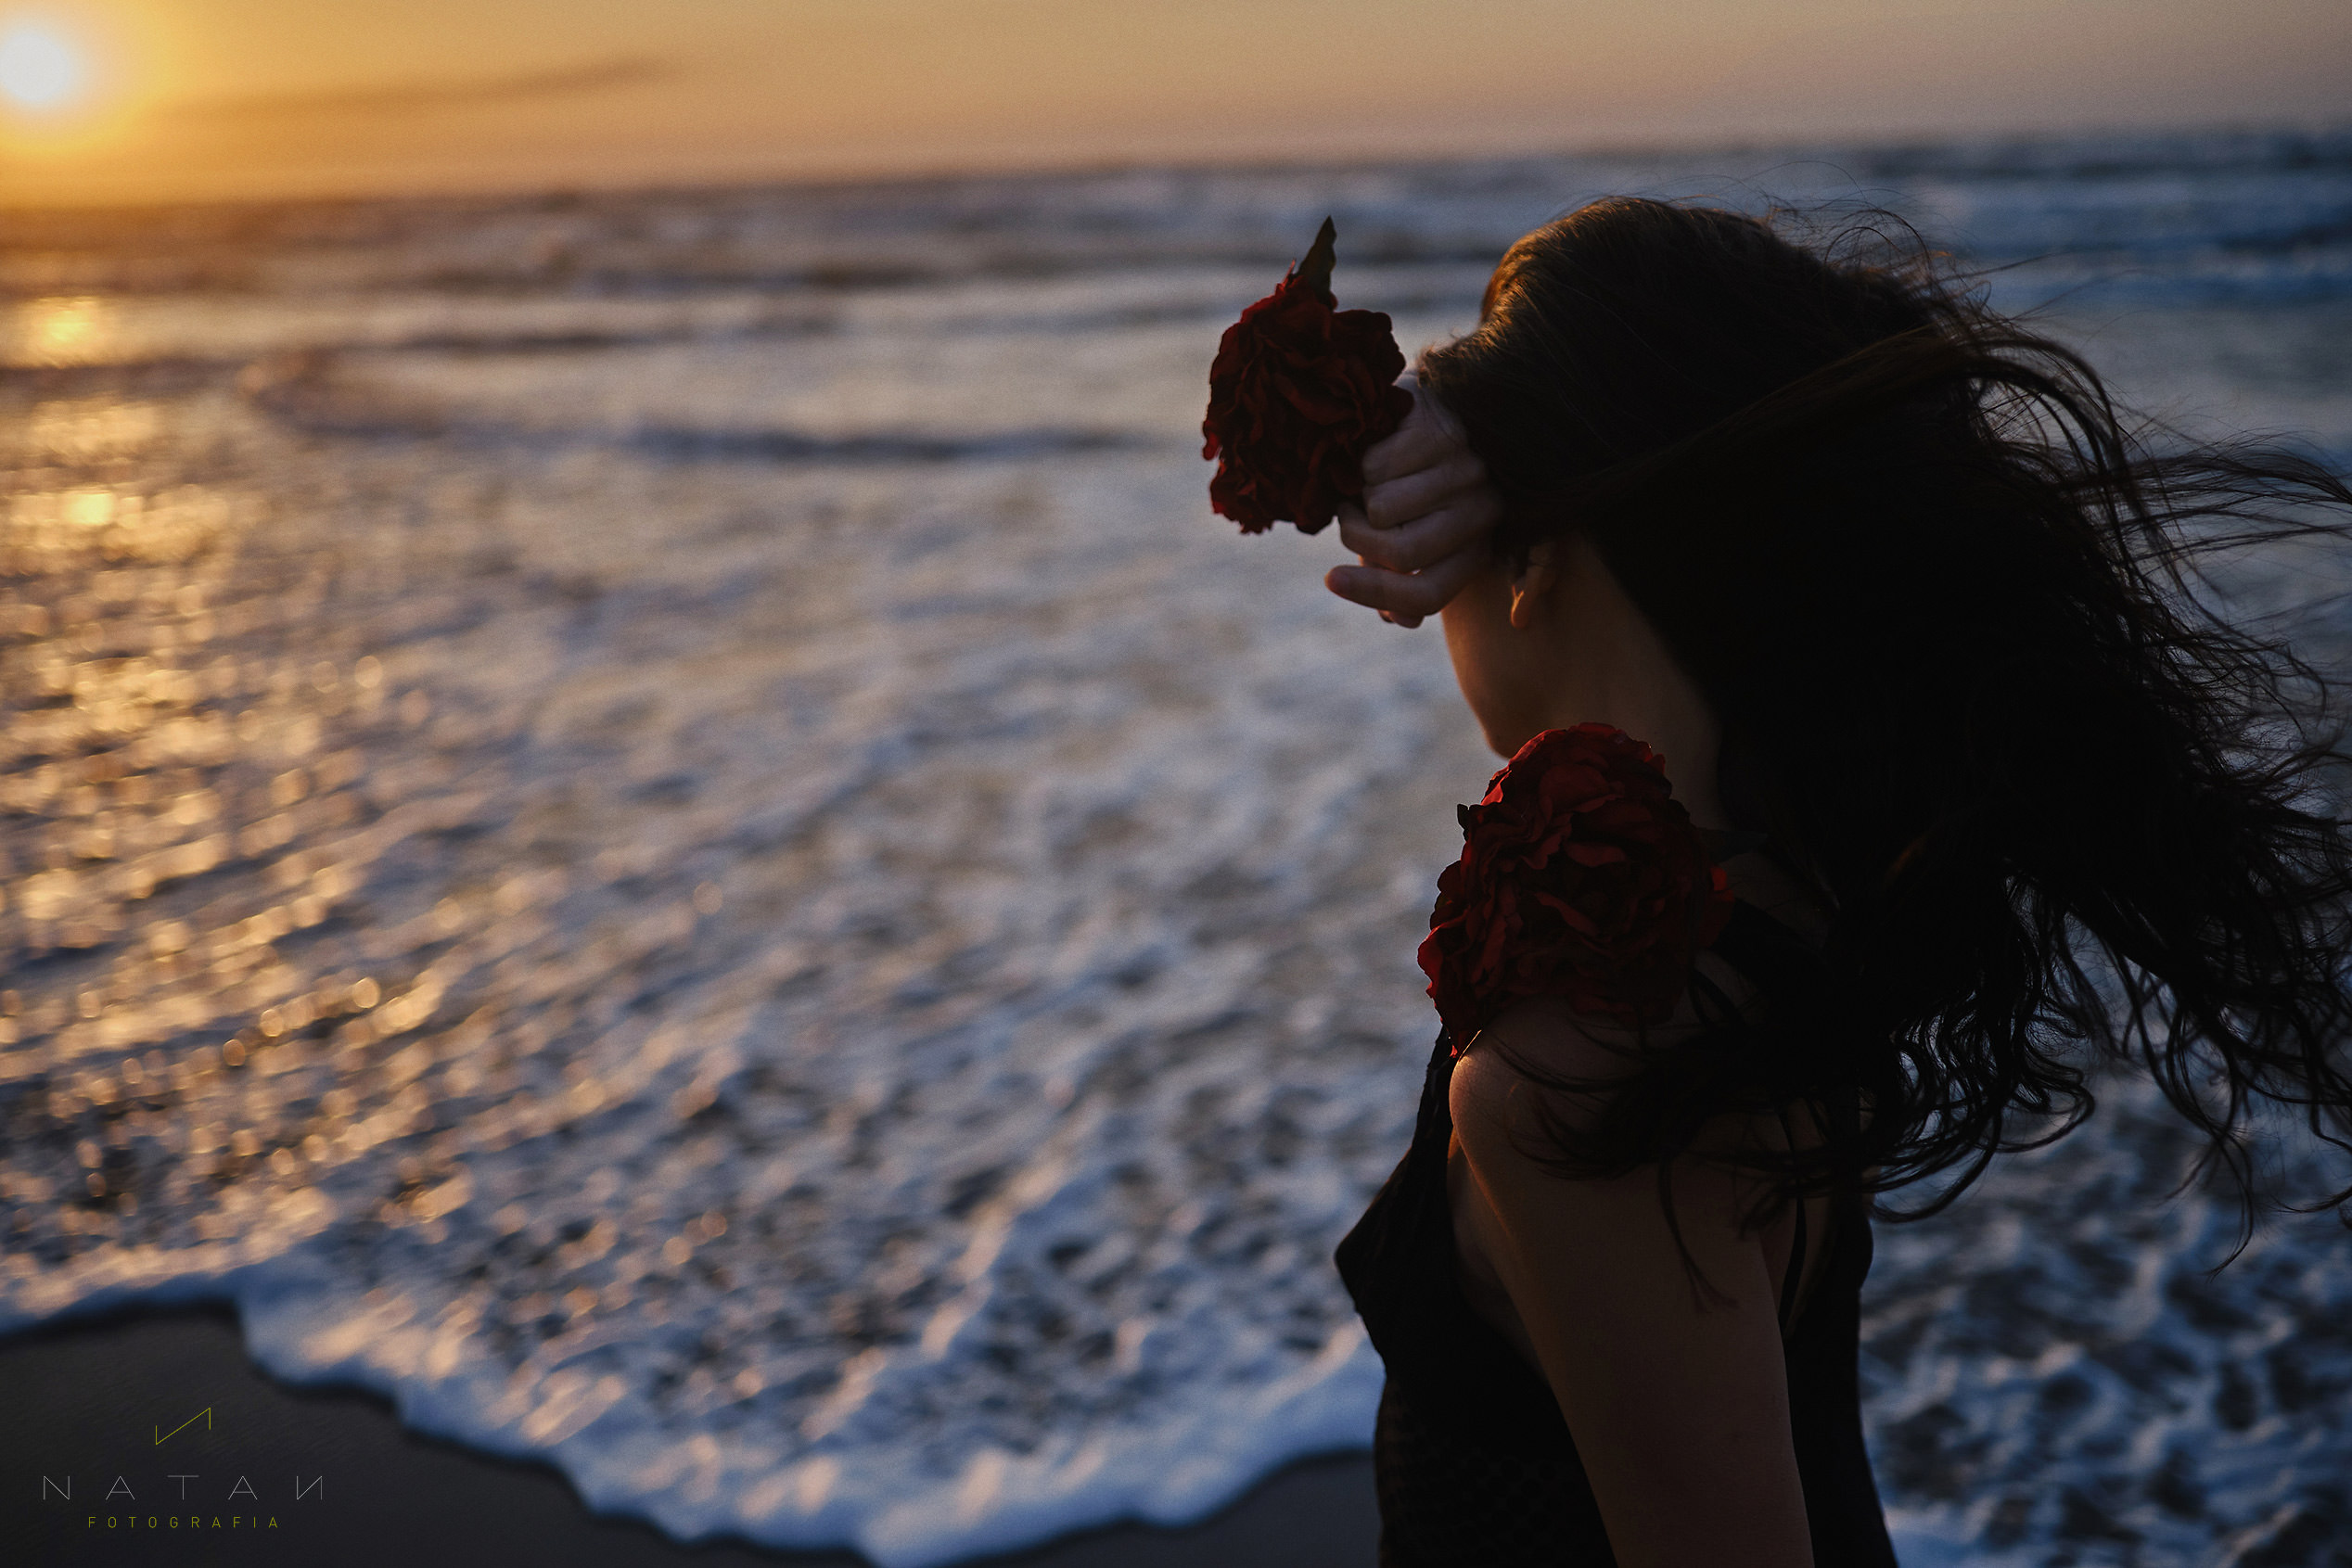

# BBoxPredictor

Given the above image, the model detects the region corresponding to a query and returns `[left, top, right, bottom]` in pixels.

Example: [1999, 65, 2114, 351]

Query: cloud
[164, 57, 668, 122]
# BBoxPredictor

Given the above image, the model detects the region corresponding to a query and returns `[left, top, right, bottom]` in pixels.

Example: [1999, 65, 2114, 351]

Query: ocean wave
[234, 349, 1149, 462]
[4, 125, 2335, 303]
[0, 437, 1476, 1564]
[1829, 125, 2352, 184]
[0, 310, 839, 375]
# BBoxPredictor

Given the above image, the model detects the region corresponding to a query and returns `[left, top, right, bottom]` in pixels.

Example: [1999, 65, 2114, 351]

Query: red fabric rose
[1417, 724, 1734, 1049]
[1202, 218, 1413, 535]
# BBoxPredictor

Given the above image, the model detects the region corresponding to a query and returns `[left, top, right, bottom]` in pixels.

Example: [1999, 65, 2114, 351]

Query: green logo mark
[153, 1408, 213, 1447]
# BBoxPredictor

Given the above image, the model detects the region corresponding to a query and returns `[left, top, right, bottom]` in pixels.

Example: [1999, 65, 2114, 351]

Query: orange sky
[1, 0, 2346, 206]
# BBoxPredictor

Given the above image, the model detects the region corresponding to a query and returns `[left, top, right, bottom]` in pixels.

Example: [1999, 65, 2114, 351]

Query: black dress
[1333, 900, 1898, 1567]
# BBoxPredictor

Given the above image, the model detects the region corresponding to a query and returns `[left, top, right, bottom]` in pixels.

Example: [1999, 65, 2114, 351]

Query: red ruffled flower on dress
[1417, 724, 1735, 1051]
[1201, 217, 1412, 535]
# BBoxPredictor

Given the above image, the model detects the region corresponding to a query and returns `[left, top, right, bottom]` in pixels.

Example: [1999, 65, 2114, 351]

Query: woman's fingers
[1363, 454, 1493, 533]
[1360, 374, 1433, 484]
[1361, 414, 1452, 489]
[1339, 491, 1499, 573]
[1327, 373, 1496, 626]
[1325, 546, 1486, 623]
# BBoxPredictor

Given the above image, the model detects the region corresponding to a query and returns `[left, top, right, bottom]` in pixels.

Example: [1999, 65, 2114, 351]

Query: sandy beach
[0, 1307, 1378, 1567]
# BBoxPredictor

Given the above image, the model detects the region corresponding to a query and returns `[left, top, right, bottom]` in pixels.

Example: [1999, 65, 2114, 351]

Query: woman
[1313, 198, 2352, 1566]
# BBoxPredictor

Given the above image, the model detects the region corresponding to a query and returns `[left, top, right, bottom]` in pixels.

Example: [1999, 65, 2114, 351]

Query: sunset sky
[0, 0, 2346, 206]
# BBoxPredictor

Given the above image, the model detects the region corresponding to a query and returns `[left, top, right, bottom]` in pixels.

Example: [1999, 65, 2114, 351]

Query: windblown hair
[1415, 196, 2352, 1279]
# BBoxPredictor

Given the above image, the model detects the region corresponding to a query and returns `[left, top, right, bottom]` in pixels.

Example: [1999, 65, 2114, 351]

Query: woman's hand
[1325, 373, 1502, 628]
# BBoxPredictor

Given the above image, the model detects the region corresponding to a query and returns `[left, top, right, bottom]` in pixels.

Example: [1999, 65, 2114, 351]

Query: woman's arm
[1449, 999, 1816, 1568]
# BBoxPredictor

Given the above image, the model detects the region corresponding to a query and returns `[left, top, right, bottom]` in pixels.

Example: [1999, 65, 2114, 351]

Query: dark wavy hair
[1415, 196, 2352, 1281]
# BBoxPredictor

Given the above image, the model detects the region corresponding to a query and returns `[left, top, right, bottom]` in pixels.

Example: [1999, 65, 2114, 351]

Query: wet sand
[0, 1307, 1378, 1568]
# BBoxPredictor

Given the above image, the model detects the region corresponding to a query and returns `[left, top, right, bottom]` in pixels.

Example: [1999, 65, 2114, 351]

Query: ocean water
[5, 128, 2352, 1566]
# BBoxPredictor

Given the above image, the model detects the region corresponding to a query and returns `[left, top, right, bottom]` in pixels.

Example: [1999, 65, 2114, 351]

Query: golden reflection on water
[4, 483, 243, 572]
[0, 381, 398, 1241]
[0, 364, 805, 1333]
[27, 398, 161, 462]
[8, 295, 113, 367]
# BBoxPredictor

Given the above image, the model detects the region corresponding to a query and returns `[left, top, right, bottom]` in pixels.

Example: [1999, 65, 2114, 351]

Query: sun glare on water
[0, 18, 88, 113]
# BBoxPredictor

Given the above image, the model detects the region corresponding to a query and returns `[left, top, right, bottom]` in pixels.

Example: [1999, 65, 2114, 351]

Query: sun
[0, 19, 88, 113]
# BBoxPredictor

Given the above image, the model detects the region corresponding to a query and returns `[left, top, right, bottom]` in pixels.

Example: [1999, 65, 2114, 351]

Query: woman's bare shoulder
[1448, 991, 1745, 1145]
[1449, 998, 1641, 1139]
[1449, 993, 1796, 1217]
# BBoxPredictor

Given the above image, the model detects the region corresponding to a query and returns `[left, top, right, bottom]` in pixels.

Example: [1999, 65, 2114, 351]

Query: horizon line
[5, 112, 2346, 220]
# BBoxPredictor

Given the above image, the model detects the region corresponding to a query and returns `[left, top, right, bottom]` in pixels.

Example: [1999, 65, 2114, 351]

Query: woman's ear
[1507, 542, 1557, 631]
